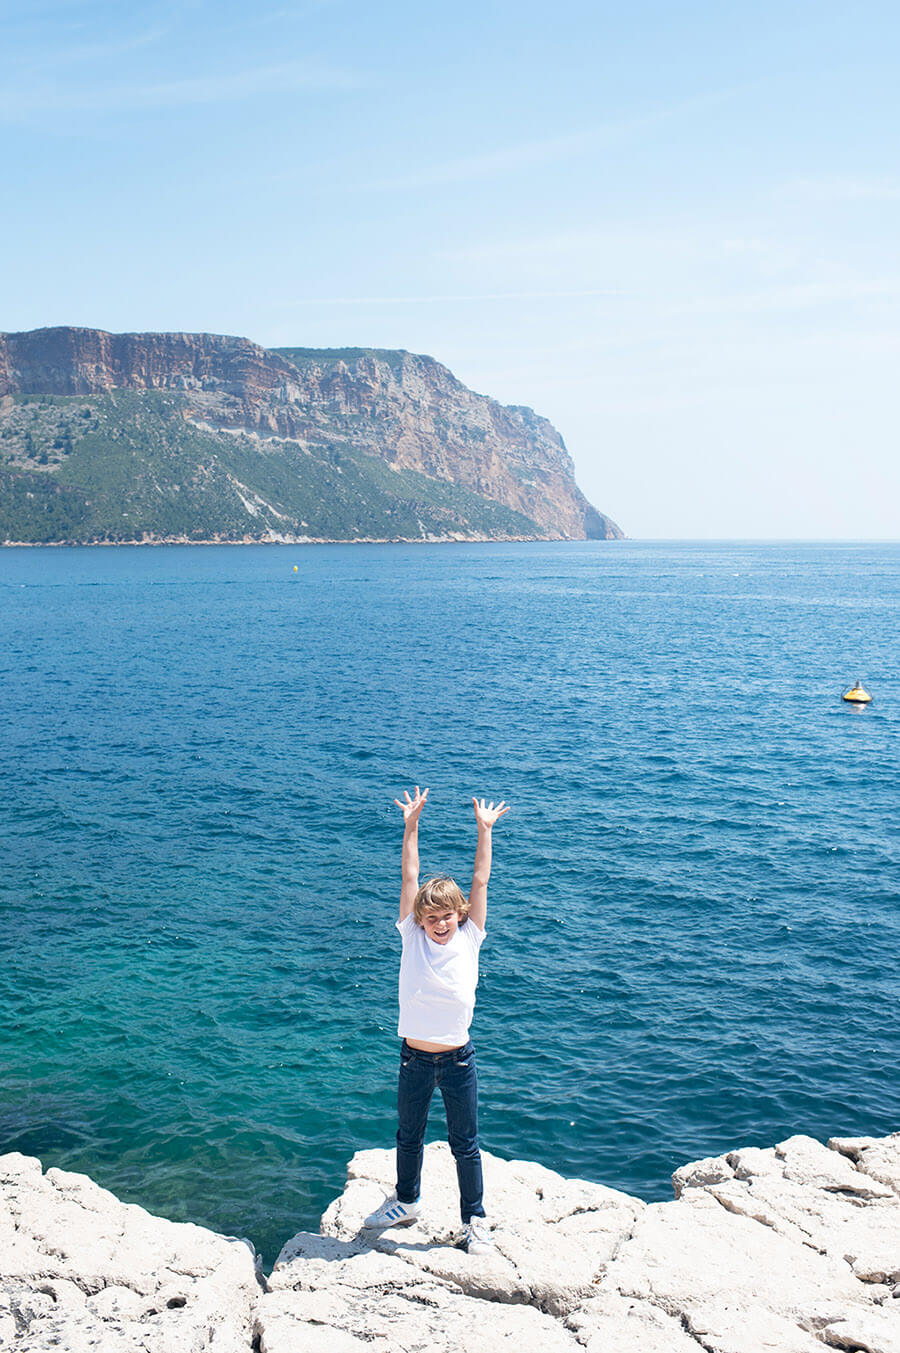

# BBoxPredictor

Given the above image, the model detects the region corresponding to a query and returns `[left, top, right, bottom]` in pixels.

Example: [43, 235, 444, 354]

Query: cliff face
[273, 346, 617, 540]
[0, 327, 622, 544]
[0, 327, 298, 402]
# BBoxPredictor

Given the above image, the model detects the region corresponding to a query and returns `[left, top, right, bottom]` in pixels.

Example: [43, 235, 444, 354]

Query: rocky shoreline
[3, 1131, 899, 1352]
[1, 532, 560, 548]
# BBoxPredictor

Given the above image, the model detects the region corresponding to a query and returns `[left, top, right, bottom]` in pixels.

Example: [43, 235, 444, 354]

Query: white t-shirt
[396, 912, 485, 1046]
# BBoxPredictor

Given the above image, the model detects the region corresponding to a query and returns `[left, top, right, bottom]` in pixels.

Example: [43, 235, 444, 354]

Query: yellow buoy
[843, 680, 872, 704]
[293, 565, 298, 573]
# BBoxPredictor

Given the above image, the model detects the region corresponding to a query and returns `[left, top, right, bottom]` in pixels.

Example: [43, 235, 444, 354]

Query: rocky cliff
[0, 327, 622, 545]
[3, 1131, 899, 1352]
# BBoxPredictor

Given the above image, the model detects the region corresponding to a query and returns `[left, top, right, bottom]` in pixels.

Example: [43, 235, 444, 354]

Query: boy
[364, 785, 510, 1255]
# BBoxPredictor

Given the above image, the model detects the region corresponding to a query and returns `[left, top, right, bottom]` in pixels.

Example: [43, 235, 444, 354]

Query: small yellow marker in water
[293, 565, 298, 573]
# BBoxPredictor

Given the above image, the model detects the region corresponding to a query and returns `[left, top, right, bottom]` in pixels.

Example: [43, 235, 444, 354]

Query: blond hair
[413, 876, 470, 926]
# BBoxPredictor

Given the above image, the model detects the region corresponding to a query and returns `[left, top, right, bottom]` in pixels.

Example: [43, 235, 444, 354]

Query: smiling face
[421, 908, 460, 945]
[413, 876, 469, 934]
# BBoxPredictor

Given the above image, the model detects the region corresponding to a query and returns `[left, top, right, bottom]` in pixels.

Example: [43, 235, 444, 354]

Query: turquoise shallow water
[1, 540, 898, 1264]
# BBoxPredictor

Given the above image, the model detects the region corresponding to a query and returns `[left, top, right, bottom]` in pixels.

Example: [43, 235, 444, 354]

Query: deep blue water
[1, 541, 897, 1263]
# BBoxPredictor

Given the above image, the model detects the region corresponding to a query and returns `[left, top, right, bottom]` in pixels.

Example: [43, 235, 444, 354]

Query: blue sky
[2, 0, 898, 537]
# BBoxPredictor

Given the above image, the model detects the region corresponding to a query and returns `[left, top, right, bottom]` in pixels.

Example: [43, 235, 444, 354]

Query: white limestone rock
[819, 1304, 900, 1353]
[587, 1185, 887, 1353]
[311, 1139, 642, 1316]
[830, 1133, 900, 1198]
[0, 1151, 260, 1353]
[678, 1135, 900, 1285]
[277, 1134, 900, 1352]
[774, 1134, 895, 1197]
[565, 1289, 703, 1351]
[672, 1151, 736, 1197]
[261, 1242, 581, 1353]
[6, 1130, 900, 1353]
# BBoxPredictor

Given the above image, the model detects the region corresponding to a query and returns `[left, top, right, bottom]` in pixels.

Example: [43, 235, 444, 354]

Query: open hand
[395, 785, 429, 825]
[472, 797, 510, 829]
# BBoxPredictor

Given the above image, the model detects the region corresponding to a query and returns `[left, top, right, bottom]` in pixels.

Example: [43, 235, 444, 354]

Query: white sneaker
[363, 1196, 423, 1229]
[462, 1216, 494, 1254]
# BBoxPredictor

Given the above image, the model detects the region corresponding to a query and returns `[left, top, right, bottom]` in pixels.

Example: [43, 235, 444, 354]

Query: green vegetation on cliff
[0, 391, 542, 544]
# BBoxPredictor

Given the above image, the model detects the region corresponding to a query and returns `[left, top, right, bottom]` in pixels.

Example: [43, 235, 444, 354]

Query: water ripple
[1, 540, 898, 1264]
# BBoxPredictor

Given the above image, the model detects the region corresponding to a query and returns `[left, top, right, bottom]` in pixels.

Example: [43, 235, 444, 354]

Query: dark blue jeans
[395, 1039, 486, 1223]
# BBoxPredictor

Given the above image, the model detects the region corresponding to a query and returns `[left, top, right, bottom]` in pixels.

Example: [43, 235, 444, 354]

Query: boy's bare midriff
[406, 1038, 464, 1052]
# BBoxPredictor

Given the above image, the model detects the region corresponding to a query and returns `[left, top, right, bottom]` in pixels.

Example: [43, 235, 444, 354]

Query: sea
[1, 540, 897, 1264]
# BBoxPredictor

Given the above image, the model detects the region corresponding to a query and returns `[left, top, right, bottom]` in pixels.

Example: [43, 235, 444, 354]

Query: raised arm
[394, 786, 429, 921]
[468, 797, 510, 932]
